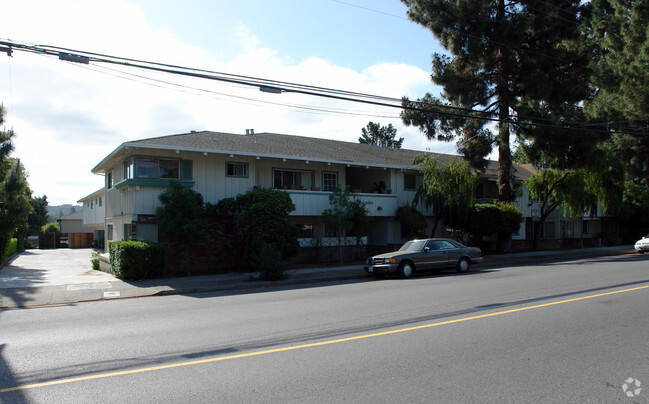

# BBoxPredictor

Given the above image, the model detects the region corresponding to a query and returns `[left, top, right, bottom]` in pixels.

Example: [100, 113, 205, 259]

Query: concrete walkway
[0, 245, 637, 309]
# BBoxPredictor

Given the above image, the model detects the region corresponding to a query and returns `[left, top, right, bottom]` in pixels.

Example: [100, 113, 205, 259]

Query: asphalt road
[1, 254, 648, 403]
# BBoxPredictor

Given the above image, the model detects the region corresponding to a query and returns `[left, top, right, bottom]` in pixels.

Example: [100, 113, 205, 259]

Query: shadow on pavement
[0, 344, 30, 403]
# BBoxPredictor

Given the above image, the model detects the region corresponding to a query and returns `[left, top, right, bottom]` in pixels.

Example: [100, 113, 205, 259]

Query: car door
[417, 240, 449, 270]
[440, 240, 460, 268]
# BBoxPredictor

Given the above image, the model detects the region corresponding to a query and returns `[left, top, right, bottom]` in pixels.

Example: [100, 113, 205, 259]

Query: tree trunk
[496, 0, 513, 203]
[430, 215, 442, 238]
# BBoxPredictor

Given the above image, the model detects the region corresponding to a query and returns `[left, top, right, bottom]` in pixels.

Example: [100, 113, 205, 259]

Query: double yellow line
[2, 284, 648, 394]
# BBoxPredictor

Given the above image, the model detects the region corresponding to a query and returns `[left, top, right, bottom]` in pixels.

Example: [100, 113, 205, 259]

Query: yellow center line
[2, 284, 648, 394]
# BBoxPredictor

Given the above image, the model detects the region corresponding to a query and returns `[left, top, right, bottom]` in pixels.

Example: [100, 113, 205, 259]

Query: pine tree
[587, 0, 649, 189]
[358, 122, 403, 148]
[401, 0, 592, 201]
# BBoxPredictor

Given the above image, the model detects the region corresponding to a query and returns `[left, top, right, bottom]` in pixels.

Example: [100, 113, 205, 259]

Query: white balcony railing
[286, 190, 398, 217]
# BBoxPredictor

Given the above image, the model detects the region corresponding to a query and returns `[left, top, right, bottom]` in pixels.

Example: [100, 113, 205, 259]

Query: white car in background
[634, 235, 649, 253]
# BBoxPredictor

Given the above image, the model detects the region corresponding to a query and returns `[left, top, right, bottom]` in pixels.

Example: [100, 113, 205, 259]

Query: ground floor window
[226, 162, 248, 177]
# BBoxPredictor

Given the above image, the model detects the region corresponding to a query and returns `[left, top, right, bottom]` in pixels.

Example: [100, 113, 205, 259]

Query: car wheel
[399, 262, 414, 278]
[456, 258, 470, 273]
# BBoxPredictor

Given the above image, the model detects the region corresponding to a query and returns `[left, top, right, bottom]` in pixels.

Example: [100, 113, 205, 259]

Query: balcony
[285, 189, 398, 217]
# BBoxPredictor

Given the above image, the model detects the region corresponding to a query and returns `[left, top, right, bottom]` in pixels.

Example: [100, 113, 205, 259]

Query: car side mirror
[424, 247, 430, 253]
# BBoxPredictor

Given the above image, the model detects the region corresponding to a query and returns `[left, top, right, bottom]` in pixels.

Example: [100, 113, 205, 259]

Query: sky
[0, 0, 450, 205]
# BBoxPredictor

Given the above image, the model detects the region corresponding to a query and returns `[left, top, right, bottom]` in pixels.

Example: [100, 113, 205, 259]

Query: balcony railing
[285, 189, 398, 217]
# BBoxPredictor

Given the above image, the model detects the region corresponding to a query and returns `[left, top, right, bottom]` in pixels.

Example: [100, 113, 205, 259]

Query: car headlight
[383, 257, 397, 264]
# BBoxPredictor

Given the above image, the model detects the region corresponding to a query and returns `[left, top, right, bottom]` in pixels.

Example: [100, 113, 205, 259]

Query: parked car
[364, 238, 483, 278]
[634, 235, 649, 253]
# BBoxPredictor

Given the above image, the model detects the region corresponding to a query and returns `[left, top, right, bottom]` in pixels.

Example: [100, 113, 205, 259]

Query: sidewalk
[0, 245, 636, 309]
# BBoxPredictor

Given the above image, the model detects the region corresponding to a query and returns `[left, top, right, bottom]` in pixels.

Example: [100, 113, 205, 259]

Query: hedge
[2, 238, 18, 264]
[109, 241, 166, 280]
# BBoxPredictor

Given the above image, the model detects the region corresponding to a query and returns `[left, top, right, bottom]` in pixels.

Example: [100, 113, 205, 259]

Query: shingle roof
[94, 131, 531, 179]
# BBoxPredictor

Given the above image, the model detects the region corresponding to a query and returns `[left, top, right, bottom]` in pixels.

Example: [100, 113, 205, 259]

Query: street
[2, 254, 649, 403]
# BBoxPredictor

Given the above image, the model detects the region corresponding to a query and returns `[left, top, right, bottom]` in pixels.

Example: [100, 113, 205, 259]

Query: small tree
[347, 197, 370, 258]
[359, 122, 404, 149]
[28, 195, 49, 235]
[414, 155, 477, 238]
[156, 181, 206, 275]
[215, 188, 299, 278]
[396, 204, 428, 240]
[322, 185, 369, 264]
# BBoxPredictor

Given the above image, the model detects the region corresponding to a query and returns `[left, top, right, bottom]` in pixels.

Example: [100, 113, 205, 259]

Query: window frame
[322, 171, 338, 192]
[273, 168, 313, 189]
[404, 173, 417, 191]
[226, 161, 249, 178]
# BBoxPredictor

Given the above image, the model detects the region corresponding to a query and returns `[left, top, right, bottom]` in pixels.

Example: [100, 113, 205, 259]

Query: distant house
[78, 188, 106, 248]
[85, 130, 610, 252]
[57, 211, 85, 233]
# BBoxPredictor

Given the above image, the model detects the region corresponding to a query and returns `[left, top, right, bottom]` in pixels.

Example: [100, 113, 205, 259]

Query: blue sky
[0, 0, 447, 205]
[132, 0, 440, 70]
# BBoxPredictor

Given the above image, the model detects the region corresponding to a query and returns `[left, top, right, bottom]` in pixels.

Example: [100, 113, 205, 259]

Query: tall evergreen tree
[0, 105, 32, 256]
[401, 0, 592, 201]
[586, 0, 649, 189]
[28, 195, 49, 235]
[359, 122, 403, 148]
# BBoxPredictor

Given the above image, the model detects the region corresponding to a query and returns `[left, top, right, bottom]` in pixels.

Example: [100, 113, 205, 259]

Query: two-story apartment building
[87, 130, 608, 251]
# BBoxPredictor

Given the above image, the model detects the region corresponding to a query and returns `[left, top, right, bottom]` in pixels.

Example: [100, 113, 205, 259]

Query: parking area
[0, 248, 116, 289]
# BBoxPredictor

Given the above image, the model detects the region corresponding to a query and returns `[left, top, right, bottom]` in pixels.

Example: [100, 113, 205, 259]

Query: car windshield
[399, 240, 426, 252]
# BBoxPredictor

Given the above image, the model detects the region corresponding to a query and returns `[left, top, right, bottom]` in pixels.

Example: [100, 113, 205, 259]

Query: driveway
[0, 248, 116, 289]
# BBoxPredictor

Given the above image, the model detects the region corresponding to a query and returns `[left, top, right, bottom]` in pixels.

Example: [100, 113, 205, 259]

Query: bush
[467, 203, 501, 238]
[42, 223, 60, 233]
[2, 238, 17, 263]
[254, 241, 286, 281]
[396, 205, 428, 239]
[109, 241, 167, 280]
[91, 251, 101, 271]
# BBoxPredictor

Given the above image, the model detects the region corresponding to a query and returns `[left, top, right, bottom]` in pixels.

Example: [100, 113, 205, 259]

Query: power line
[1, 39, 646, 137]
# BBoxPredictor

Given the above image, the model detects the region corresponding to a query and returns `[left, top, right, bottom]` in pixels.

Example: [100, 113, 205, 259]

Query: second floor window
[136, 158, 179, 179]
[322, 172, 338, 192]
[274, 169, 312, 189]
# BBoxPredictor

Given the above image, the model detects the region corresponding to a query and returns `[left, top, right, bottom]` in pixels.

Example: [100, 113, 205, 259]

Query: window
[583, 220, 590, 234]
[107, 224, 113, 241]
[322, 172, 338, 192]
[107, 172, 113, 189]
[404, 173, 416, 190]
[226, 162, 248, 177]
[124, 158, 134, 179]
[273, 169, 312, 189]
[98, 197, 102, 207]
[136, 158, 179, 179]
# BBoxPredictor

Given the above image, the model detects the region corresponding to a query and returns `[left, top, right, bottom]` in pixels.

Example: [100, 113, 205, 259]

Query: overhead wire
[1, 38, 647, 137]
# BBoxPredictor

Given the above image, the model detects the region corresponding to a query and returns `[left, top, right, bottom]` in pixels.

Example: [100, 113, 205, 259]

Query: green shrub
[396, 205, 428, 239]
[109, 241, 167, 280]
[2, 238, 18, 263]
[42, 223, 60, 233]
[91, 251, 101, 271]
[255, 241, 286, 281]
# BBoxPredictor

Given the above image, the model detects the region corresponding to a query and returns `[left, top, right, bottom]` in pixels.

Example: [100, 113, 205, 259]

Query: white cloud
[0, 0, 451, 205]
